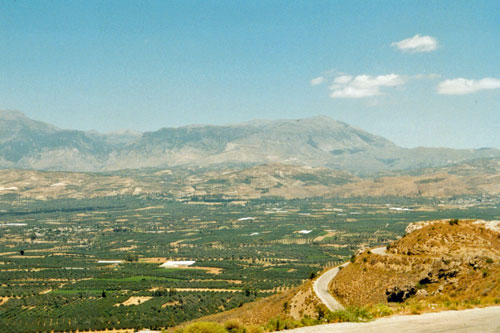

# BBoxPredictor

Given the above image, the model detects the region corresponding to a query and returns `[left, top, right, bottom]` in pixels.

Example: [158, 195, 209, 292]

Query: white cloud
[437, 77, 500, 95]
[392, 34, 438, 53]
[310, 76, 326, 86]
[333, 75, 352, 84]
[329, 74, 405, 98]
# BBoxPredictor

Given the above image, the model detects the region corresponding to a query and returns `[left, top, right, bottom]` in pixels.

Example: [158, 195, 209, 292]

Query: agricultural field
[0, 194, 499, 332]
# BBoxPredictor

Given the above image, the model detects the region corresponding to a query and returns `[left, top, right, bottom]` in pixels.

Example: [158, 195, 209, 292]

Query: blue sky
[1, 0, 499, 148]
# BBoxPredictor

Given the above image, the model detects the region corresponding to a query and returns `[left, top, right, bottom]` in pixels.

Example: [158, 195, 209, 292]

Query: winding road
[313, 246, 387, 311]
[313, 262, 349, 311]
[310, 247, 500, 332]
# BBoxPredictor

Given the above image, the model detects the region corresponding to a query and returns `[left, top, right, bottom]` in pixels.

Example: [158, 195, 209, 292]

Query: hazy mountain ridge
[1, 111, 499, 173]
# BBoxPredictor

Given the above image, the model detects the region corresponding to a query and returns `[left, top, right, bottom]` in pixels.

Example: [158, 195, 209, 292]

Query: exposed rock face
[386, 285, 417, 302]
[406, 219, 500, 236]
[473, 220, 500, 233]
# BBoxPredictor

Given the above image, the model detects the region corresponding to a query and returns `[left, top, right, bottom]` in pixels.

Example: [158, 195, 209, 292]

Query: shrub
[266, 316, 300, 331]
[125, 252, 138, 262]
[368, 304, 393, 318]
[326, 306, 372, 323]
[224, 320, 245, 333]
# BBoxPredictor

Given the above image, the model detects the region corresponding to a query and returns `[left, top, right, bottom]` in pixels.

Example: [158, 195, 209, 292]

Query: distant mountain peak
[0, 110, 29, 120]
[0, 112, 499, 173]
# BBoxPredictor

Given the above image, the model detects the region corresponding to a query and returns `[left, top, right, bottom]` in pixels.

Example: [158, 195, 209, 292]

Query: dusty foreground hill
[171, 282, 324, 332]
[173, 219, 500, 332]
[331, 219, 500, 308]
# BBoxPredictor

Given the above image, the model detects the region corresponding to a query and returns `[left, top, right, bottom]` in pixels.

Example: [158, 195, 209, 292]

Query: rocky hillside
[0, 169, 161, 200]
[330, 219, 500, 307]
[3, 158, 500, 200]
[2, 110, 500, 174]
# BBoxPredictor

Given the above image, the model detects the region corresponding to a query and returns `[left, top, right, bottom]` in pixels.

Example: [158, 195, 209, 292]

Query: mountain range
[1, 110, 499, 174]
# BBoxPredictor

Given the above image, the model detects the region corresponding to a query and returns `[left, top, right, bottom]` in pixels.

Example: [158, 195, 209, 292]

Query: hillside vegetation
[331, 219, 500, 310]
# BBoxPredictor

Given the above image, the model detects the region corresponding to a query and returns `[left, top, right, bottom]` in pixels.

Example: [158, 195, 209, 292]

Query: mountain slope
[1, 111, 499, 173]
[0, 111, 113, 171]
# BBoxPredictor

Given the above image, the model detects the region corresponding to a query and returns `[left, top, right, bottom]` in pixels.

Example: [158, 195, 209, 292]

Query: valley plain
[1, 161, 500, 332]
[2, 113, 500, 332]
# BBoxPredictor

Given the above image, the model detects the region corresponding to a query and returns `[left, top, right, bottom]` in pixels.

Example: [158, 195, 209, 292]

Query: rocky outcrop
[386, 285, 417, 302]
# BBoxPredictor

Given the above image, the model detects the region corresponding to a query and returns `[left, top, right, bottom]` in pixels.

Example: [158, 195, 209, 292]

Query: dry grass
[331, 219, 500, 310]
[139, 257, 166, 263]
[173, 282, 320, 331]
[189, 266, 223, 275]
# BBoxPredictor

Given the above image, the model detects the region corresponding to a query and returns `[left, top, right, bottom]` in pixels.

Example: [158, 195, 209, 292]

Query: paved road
[286, 306, 500, 332]
[313, 263, 349, 311]
[313, 246, 388, 311]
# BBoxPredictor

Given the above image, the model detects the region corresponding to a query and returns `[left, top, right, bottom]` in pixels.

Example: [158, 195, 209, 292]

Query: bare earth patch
[162, 300, 180, 307]
[9, 255, 45, 259]
[169, 240, 185, 246]
[111, 245, 138, 252]
[115, 296, 152, 306]
[190, 279, 242, 284]
[314, 230, 337, 242]
[139, 257, 166, 263]
[194, 266, 223, 275]
[135, 205, 164, 211]
[175, 288, 240, 292]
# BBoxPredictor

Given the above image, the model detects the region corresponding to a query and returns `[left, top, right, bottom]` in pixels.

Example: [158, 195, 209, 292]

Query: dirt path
[286, 306, 500, 332]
